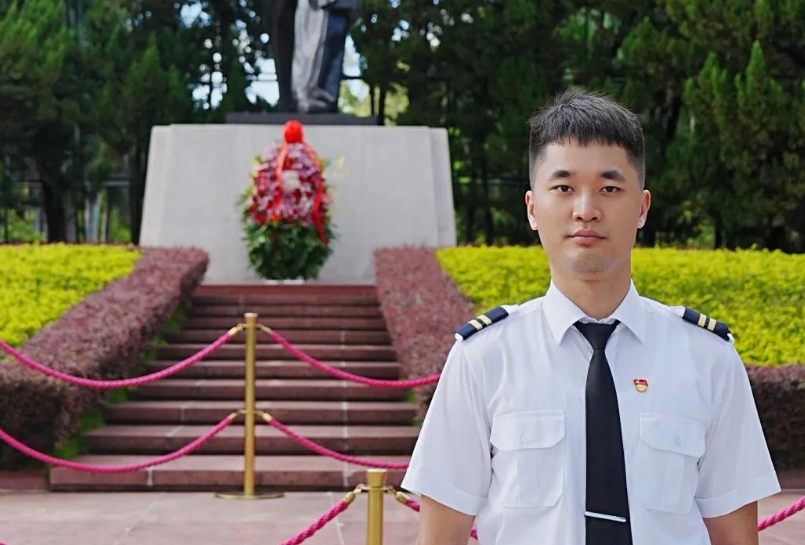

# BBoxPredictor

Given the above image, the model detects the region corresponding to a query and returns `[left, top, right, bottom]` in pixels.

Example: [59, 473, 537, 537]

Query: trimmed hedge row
[0, 247, 209, 468]
[747, 365, 805, 469]
[0, 244, 141, 347]
[373, 246, 474, 417]
[375, 246, 805, 470]
[435, 246, 805, 366]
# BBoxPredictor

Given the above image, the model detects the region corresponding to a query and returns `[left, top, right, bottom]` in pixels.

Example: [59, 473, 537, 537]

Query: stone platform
[139, 123, 456, 284]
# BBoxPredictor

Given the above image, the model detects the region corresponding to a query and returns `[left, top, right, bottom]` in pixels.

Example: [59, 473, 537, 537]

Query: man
[260, 0, 358, 113]
[292, 0, 358, 113]
[400, 88, 780, 545]
[260, 0, 297, 112]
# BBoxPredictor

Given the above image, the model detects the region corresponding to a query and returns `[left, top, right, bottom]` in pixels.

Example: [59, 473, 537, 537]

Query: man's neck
[550, 271, 632, 320]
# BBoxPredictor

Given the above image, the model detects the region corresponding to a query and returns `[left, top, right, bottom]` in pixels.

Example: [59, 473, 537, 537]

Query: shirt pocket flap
[491, 411, 565, 451]
[640, 414, 706, 458]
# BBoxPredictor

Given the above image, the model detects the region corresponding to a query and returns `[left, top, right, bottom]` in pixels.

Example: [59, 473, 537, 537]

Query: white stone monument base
[139, 124, 456, 284]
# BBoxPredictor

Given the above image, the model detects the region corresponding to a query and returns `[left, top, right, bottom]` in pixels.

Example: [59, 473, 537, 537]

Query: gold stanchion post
[216, 313, 283, 500]
[366, 469, 387, 545]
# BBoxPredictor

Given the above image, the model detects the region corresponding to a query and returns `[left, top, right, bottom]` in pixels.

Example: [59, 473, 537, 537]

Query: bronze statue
[259, 0, 360, 114]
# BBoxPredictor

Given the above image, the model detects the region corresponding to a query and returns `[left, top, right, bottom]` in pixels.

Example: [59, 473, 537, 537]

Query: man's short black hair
[528, 88, 646, 187]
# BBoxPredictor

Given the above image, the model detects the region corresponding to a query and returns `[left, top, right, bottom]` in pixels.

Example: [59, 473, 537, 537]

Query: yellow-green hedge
[0, 244, 141, 347]
[436, 246, 805, 366]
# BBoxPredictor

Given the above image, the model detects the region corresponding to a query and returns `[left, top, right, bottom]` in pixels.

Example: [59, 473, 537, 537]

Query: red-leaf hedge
[0, 247, 209, 468]
[373, 246, 474, 417]
[374, 246, 805, 470]
[746, 365, 805, 470]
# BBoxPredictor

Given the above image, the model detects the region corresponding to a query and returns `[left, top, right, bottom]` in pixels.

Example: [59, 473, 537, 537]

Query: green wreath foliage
[239, 123, 335, 280]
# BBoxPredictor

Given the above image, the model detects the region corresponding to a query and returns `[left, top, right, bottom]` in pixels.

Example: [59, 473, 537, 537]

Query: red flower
[283, 120, 304, 144]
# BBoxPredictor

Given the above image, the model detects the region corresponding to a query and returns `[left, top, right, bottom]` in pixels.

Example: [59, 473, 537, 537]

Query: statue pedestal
[139, 123, 456, 284]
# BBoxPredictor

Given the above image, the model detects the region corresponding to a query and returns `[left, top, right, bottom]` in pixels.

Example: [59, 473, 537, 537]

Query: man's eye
[553, 185, 572, 193]
[603, 186, 621, 193]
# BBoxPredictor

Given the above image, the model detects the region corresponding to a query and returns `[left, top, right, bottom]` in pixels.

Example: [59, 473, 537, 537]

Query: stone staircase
[49, 284, 417, 492]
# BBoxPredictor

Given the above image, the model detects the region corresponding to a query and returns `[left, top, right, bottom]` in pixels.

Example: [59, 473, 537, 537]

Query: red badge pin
[633, 378, 649, 393]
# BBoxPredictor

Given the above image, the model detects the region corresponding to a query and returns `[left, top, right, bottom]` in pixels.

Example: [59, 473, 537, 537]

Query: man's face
[525, 139, 651, 281]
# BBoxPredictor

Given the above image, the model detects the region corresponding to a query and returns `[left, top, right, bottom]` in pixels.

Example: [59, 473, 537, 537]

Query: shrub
[373, 246, 474, 416]
[0, 247, 209, 467]
[747, 365, 805, 470]
[0, 244, 141, 347]
[435, 246, 805, 366]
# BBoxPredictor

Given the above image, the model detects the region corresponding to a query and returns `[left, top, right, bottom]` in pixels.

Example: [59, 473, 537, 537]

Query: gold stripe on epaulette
[707, 319, 716, 331]
[478, 314, 492, 325]
[470, 319, 483, 330]
[698, 314, 707, 327]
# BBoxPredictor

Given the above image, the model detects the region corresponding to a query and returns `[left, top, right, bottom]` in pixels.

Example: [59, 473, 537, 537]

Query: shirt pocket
[637, 414, 706, 514]
[490, 410, 566, 508]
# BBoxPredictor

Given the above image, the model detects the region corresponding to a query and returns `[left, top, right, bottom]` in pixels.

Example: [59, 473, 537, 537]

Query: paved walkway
[0, 490, 801, 545]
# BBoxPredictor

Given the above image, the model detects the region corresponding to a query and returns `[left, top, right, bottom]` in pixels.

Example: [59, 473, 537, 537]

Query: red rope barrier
[276, 497, 352, 545]
[0, 414, 237, 473]
[758, 494, 805, 530]
[263, 414, 409, 470]
[0, 328, 238, 389]
[261, 327, 440, 388]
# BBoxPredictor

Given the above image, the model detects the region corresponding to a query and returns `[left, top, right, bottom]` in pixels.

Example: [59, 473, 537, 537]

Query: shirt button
[522, 434, 531, 443]
[675, 436, 682, 445]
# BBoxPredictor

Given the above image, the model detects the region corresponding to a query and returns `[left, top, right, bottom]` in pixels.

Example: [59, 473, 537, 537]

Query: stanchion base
[215, 491, 285, 500]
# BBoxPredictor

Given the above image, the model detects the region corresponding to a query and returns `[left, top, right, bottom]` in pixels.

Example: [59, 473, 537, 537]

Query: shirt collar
[543, 280, 647, 345]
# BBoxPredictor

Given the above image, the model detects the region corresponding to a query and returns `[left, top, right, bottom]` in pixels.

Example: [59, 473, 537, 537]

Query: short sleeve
[695, 345, 781, 518]
[400, 340, 492, 516]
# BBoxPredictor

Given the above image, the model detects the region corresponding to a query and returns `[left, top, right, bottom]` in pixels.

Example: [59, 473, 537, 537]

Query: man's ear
[637, 189, 651, 229]
[525, 190, 538, 231]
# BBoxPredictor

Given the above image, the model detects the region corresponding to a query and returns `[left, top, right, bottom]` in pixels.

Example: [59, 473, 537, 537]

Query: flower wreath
[240, 121, 335, 280]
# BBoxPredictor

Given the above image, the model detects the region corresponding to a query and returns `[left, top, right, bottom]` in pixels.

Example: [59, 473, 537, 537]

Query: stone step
[143, 360, 401, 380]
[167, 329, 391, 345]
[193, 284, 378, 298]
[49, 454, 408, 491]
[82, 425, 418, 455]
[191, 293, 379, 306]
[103, 400, 417, 425]
[132, 379, 408, 402]
[156, 343, 397, 362]
[187, 304, 383, 319]
[183, 316, 387, 331]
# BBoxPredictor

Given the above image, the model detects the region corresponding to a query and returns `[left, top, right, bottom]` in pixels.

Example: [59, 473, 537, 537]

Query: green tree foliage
[4, 0, 805, 251]
[350, 0, 805, 251]
[0, 0, 79, 241]
[674, 0, 805, 251]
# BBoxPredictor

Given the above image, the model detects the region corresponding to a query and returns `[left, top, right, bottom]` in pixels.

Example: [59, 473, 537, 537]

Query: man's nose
[573, 193, 601, 222]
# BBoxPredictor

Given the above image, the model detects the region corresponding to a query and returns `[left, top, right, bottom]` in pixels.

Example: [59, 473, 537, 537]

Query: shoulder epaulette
[676, 307, 733, 343]
[455, 306, 509, 341]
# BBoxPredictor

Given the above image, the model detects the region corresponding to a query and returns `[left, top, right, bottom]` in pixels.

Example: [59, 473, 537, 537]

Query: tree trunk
[713, 214, 723, 249]
[378, 84, 388, 125]
[764, 225, 787, 252]
[40, 177, 67, 242]
[129, 147, 146, 244]
[104, 187, 113, 242]
[641, 227, 656, 247]
[464, 177, 477, 243]
[481, 151, 493, 245]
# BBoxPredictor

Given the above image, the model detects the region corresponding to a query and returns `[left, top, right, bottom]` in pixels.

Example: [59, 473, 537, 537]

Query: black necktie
[575, 321, 632, 545]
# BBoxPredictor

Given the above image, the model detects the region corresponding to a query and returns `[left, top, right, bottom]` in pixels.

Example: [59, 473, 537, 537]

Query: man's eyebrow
[601, 169, 626, 182]
[548, 169, 572, 180]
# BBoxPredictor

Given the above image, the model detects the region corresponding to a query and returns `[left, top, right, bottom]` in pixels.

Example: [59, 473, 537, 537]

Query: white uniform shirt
[401, 281, 780, 545]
